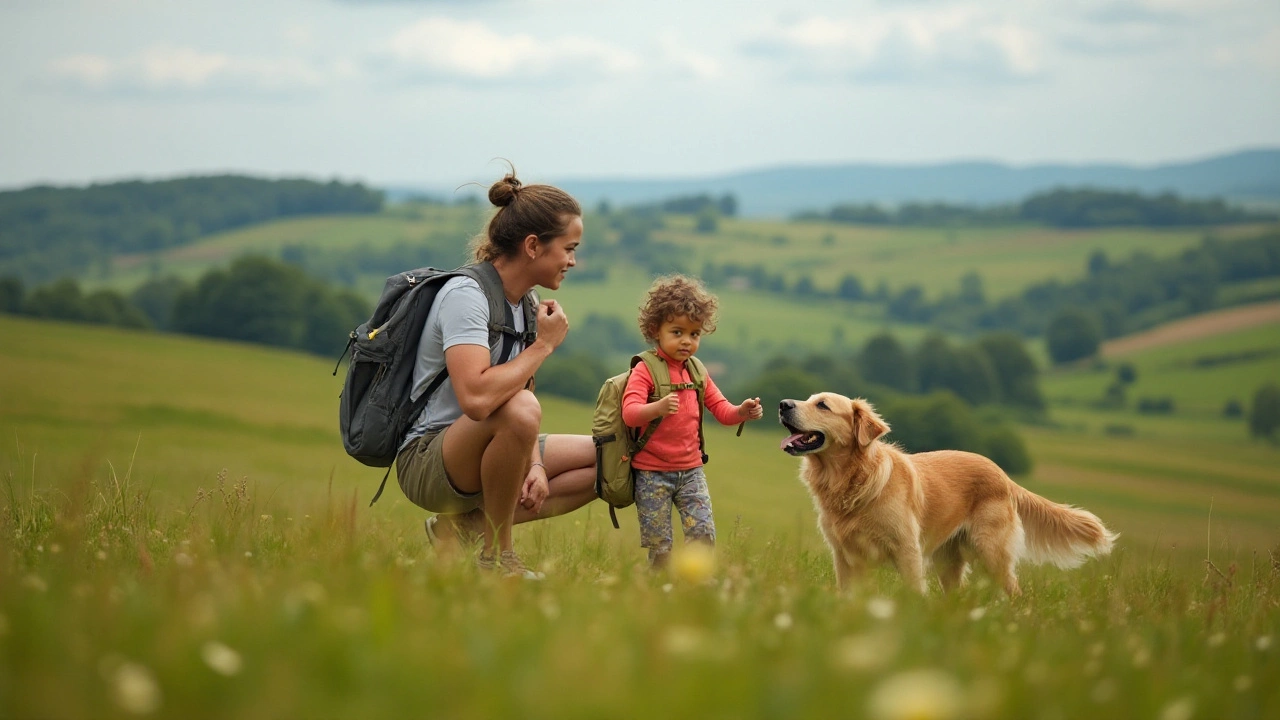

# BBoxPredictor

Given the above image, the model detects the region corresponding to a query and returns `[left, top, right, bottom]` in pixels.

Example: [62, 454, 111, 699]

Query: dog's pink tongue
[781, 433, 805, 450]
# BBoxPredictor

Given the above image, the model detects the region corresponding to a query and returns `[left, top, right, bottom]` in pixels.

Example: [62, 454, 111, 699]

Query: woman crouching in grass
[395, 169, 597, 579]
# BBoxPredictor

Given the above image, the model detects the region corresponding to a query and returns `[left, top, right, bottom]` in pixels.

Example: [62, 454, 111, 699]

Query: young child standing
[622, 275, 765, 569]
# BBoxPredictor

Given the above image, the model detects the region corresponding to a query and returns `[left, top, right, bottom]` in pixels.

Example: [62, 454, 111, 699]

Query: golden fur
[779, 393, 1116, 595]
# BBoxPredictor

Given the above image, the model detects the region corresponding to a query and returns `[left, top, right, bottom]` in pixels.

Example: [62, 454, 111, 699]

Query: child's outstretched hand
[738, 397, 764, 421]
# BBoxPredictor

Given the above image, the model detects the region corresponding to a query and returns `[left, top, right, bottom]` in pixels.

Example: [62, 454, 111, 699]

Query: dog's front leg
[893, 540, 928, 595]
[832, 546, 867, 592]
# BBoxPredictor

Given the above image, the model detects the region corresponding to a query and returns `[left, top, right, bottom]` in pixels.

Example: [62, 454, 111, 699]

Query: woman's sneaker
[424, 514, 481, 552]
[475, 550, 544, 580]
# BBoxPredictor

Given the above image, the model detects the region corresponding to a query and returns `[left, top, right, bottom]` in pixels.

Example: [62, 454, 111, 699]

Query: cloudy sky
[1, 0, 1277, 190]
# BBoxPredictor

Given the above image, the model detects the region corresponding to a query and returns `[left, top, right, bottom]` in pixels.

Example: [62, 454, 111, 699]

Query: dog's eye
[816, 401, 829, 411]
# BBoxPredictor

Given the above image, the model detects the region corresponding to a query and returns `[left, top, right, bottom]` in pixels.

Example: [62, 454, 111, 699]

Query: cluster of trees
[0, 276, 150, 328]
[608, 193, 738, 218]
[795, 202, 1009, 226]
[1018, 188, 1272, 228]
[1, 176, 384, 283]
[1249, 384, 1280, 443]
[732, 342, 1037, 474]
[797, 188, 1275, 228]
[1, 256, 369, 357]
[739, 331, 1044, 413]
[885, 231, 1280, 356]
[168, 256, 369, 356]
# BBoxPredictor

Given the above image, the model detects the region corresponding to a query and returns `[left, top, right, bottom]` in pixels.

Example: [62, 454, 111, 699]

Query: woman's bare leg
[441, 390, 541, 554]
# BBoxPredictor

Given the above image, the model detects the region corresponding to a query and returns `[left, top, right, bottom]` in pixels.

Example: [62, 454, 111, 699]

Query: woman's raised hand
[538, 299, 569, 349]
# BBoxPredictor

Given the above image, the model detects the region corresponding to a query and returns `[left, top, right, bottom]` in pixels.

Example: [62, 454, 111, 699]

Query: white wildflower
[200, 641, 243, 677]
[661, 625, 708, 657]
[1256, 636, 1272, 651]
[968, 607, 986, 621]
[774, 612, 793, 630]
[867, 597, 896, 620]
[868, 669, 964, 720]
[830, 633, 896, 672]
[1159, 696, 1195, 720]
[111, 662, 162, 715]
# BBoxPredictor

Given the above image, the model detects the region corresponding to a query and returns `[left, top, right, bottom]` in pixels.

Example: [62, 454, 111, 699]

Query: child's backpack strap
[685, 357, 710, 464]
[632, 351, 670, 456]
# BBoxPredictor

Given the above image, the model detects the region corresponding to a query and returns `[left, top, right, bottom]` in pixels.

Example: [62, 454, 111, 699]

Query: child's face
[657, 314, 702, 361]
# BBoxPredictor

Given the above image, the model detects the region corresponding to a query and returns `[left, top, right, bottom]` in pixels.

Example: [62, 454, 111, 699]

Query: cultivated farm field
[2, 314, 1278, 718]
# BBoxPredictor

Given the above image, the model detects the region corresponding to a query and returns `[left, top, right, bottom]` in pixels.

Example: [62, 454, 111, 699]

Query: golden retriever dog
[779, 394, 1116, 596]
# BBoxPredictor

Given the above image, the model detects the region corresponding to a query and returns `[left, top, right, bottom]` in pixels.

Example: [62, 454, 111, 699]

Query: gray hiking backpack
[335, 261, 538, 504]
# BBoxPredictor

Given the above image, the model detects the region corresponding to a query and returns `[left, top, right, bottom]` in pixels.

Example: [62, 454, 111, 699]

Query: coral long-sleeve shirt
[621, 349, 742, 471]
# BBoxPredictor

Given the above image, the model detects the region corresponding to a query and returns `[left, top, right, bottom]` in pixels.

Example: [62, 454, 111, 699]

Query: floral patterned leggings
[634, 467, 716, 561]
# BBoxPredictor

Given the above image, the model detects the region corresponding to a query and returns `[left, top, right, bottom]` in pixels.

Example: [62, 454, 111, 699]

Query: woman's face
[534, 215, 582, 290]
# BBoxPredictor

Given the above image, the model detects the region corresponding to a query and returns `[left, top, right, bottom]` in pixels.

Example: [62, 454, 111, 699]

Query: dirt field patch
[1102, 301, 1280, 357]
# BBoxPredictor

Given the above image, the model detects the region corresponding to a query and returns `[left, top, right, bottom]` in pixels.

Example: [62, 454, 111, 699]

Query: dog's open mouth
[780, 420, 825, 455]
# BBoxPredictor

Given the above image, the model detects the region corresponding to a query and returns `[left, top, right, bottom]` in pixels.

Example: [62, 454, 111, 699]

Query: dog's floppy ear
[854, 404, 890, 446]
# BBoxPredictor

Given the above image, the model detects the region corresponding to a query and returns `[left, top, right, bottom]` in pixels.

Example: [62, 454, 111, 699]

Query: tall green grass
[2, 314, 1279, 717]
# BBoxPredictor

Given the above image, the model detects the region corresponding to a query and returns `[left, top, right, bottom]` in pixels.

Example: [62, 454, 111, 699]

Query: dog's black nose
[779, 399, 795, 411]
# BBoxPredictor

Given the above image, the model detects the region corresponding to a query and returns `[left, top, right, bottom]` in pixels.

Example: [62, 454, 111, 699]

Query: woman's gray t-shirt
[401, 276, 527, 449]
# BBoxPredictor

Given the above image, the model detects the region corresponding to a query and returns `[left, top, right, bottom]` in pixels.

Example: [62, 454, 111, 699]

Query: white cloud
[380, 17, 640, 84]
[743, 8, 1044, 84]
[657, 31, 723, 81]
[48, 46, 331, 96]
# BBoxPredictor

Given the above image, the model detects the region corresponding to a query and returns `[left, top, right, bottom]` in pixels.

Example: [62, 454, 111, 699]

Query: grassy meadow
[2, 310, 1278, 718]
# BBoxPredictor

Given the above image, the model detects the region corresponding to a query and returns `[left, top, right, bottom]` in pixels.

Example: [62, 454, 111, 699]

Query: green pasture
[663, 216, 1273, 301]
[103, 205, 487, 291]
[3, 315, 1279, 718]
[93, 204, 1278, 309]
[1043, 323, 1280, 417]
[542, 263, 937, 360]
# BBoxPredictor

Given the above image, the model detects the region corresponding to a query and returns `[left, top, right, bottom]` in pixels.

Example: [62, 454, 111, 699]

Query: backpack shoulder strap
[629, 351, 668, 454]
[685, 356, 710, 464]
[520, 288, 539, 346]
[636, 349, 672, 399]
[457, 262, 513, 349]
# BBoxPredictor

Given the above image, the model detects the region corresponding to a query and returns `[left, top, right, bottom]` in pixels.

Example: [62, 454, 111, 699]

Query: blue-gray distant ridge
[543, 148, 1280, 217]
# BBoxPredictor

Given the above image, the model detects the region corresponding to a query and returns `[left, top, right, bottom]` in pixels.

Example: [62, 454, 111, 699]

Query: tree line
[0, 176, 384, 284]
[0, 256, 369, 357]
[796, 187, 1276, 228]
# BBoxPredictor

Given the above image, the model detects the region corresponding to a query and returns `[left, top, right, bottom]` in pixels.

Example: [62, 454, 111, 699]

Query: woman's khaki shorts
[395, 429, 548, 515]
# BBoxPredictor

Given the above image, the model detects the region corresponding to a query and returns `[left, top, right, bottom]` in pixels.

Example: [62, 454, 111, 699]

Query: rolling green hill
[97, 207, 1272, 304]
[2, 313, 1276, 553]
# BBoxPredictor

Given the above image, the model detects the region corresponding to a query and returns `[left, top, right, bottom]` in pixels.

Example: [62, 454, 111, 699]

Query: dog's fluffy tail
[1014, 487, 1117, 568]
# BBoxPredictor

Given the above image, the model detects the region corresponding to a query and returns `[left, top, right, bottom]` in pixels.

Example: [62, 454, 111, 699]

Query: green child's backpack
[591, 350, 708, 529]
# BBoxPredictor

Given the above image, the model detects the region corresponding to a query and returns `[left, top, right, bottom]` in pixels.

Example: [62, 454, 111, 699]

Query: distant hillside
[0, 175, 384, 283]
[533, 148, 1280, 217]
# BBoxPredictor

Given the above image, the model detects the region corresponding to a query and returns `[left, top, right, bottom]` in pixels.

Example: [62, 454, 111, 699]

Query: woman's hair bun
[488, 173, 522, 208]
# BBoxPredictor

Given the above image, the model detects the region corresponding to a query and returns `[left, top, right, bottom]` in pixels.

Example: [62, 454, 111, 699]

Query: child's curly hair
[637, 274, 719, 344]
